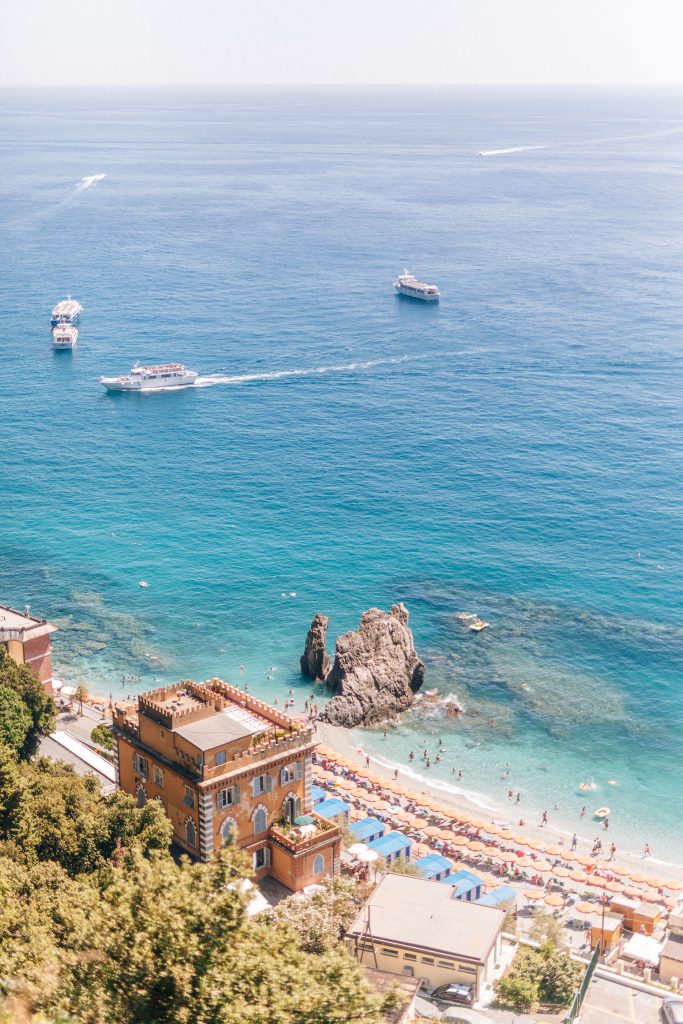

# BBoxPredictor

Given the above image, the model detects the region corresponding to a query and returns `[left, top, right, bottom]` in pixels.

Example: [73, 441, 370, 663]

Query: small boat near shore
[98, 363, 198, 392]
[593, 806, 610, 820]
[469, 618, 489, 632]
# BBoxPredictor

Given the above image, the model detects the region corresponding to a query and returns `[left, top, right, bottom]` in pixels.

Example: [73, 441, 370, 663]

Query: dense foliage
[0, 648, 56, 757]
[90, 724, 115, 751]
[494, 941, 583, 1011]
[0, 737, 386, 1024]
[266, 875, 369, 953]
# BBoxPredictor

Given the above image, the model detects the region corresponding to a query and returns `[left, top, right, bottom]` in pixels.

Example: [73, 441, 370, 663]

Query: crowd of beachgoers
[312, 746, 683, 922]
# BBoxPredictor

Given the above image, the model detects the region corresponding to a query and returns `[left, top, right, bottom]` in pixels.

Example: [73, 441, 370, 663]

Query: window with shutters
[185, 818, 196, 847]
[153, 765, 163, 787]
[313, 854, 324, 875]
[215, 750, 226, 766]
[252, 774, 272, 796]
[253, 846, 270, 870]
[217, 785, 240, 809]
[182, 785, 195, 808]
[253, 806, 267, 834]
[132, 753, 147, 779]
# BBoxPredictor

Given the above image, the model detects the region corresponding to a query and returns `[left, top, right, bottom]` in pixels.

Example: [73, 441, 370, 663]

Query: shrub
[90, 725, 114, 751]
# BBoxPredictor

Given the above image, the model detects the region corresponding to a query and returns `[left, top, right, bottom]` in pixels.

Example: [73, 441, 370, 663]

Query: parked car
[661, 997, 683, 1024]
[430, 983, 475, 1007]
[566, 917, 591, 930]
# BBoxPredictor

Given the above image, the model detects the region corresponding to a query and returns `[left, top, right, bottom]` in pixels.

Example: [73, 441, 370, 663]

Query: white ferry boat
[98, 363, 198, 392]
[51, 296, 83, 325]
[393, 270, 440, 301]
[52, 324, 78, 350]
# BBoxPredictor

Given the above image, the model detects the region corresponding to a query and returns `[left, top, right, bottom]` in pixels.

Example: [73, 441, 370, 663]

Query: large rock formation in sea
[319, 603, 425, 727]
[300, 613, 331, 680]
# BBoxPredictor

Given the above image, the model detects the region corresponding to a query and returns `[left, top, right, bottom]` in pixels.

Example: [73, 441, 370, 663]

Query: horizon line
[2, 81, 683, 89]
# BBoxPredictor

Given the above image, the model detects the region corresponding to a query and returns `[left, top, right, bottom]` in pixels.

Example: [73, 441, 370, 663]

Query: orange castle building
[113, 679, 341, 891]
[0, 604, 57, 693]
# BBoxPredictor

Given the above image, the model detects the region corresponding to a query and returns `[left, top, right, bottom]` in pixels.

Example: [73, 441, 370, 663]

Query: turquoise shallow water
[1, 87, 682, 862]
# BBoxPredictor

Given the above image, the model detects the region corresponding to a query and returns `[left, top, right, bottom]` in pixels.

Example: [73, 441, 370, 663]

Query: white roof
[346, 873, 504, 963]
[622, 933, 663, 965]
[0, 605, 56, 642]
[49, 730, 117, 782]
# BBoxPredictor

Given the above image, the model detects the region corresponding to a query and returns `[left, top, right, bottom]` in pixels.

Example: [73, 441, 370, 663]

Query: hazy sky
[3, 0, 683, 87]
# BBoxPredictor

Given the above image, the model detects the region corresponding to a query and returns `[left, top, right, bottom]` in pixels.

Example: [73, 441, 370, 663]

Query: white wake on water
[477, 145, 548, 156]
[195, 354, 416, 387]
[76, 173, 106, 191]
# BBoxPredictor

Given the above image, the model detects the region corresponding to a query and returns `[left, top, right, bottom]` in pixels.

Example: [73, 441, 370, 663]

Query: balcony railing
[269, 813, 340, 855]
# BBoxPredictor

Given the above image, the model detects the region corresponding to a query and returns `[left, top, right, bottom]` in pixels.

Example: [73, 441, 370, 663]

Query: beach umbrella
[646, 877, 667, 890]
[523, 839, 544, 851]
[423, 825, 443, 838]
[569, 870, 589, 883]
[534, 859, 553, 873]
[498, 850, 518, 863]
[468, 840, 486, 852]
[665, 897, 678, 911]
[575, 901, 599, 915]
[628, 870, 648, 883]
[334, 778, 355, 790]
[665, 879, 683, 892]
[482, 845, 499, 857]
[587, 875, 608, 888]
[641, 889, 664, 904]
[543, 845, 565, 857]
[605, 880, 624, 894]
[448, 835, 470, 847]
[517, 856, 536, 868]
[545, 893, 565, 908]
[468, 818, 489, 830]
[482, 823, 503, 836]
[61, 686, 76, 697]
[524, 889, 543, 900]
[624, 887, 645, 900]
[553, 866, 571, 878]
[576, 855, 595, 867]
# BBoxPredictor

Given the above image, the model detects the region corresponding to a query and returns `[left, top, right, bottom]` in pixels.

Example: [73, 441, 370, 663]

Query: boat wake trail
[76, 173, 107, 191]
[195, 354, 416, 388]
[477, 145, 548, 157]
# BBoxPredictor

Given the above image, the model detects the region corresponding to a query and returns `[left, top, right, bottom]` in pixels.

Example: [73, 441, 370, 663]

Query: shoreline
[314, 720, 683, 883]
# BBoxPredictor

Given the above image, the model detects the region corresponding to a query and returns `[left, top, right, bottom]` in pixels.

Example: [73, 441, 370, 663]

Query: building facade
[0, 604, 57, 692]
[113, 679, 340, 890]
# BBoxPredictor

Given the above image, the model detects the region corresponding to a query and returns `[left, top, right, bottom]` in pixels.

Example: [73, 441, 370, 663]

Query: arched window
[185, 818, 196, 847]
[313, 854, 324, 875]
[221, 817, 237, 846]
[136, 785, 147, 808]
[253, 806, 267, 835]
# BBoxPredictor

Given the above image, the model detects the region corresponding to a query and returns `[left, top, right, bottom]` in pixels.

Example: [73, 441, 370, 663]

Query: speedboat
[98, 363, 198, 392]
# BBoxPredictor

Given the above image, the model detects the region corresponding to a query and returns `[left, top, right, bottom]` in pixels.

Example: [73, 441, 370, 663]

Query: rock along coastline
[301, 603, 425, 728]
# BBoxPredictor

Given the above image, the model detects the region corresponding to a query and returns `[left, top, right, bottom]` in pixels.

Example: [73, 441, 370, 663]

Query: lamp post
[599, 893, 610, 955]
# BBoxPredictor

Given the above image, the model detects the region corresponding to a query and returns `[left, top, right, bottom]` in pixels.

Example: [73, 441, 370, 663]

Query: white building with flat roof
[345, 873, 506, 999]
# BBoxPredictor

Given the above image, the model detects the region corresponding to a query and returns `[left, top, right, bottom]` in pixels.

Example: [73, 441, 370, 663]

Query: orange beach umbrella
[545, 893, 565, 908]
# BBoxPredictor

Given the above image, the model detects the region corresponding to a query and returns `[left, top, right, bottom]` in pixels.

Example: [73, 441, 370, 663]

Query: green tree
[266, 875, 368, 953]
[0, 685, 32, 754]
[68, 851, 385, 1024]
[73, 683, 89, 717]
[0, 755, 172, 877]
[0, 648, 56, 758]
[386, 857, 418, 876]
[90, 725, 114, 751]
[494, 975, 539, 1012]
[537, 942, 583, 1004]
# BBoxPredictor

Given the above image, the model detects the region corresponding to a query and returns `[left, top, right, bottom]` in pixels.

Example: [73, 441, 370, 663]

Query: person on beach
[365, 756, 370, 768]
[507, 788, 514, 800]
[435, 754, 441, 763]
[571, 833, 578, 851]
[425, 758, 431, 767]
[580, 806, 586, 817]
[603, 817, 609, 830]
[458, 770, 463, 780]
[541, 810, 548, 827]
[643, 843, 652, 858]
[383, 730, 387, 739]
[502, 768, 510, 779]
[409, 751, 414, 761]
[609, 842, 617, 860]
[516, 792, 521, 804]
[393, 768, 399, 780]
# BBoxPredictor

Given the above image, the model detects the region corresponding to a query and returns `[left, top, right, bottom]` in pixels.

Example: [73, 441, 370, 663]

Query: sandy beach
[314, 720, 683, 888]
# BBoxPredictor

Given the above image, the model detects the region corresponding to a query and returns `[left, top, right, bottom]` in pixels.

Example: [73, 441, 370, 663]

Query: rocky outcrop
[320, 603, 425, 727]
[300, 613, 331, 680]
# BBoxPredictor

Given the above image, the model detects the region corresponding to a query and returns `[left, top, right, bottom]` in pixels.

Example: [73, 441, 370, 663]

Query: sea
[1, 87, 682, 863]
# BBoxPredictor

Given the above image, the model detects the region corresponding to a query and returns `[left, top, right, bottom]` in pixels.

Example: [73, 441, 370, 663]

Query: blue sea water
[1, 87, 682, 862]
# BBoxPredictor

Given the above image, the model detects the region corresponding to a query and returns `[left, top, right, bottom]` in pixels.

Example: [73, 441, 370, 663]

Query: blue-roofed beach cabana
[311, 784, 327, 805]
[447, 868, 484, 901]
[367, 831, 412, 864]
[415, 853, 454, 881]
[476, 885, 517, 910]
[349, 817, 385, 843]
[315, 797, 350, 823]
